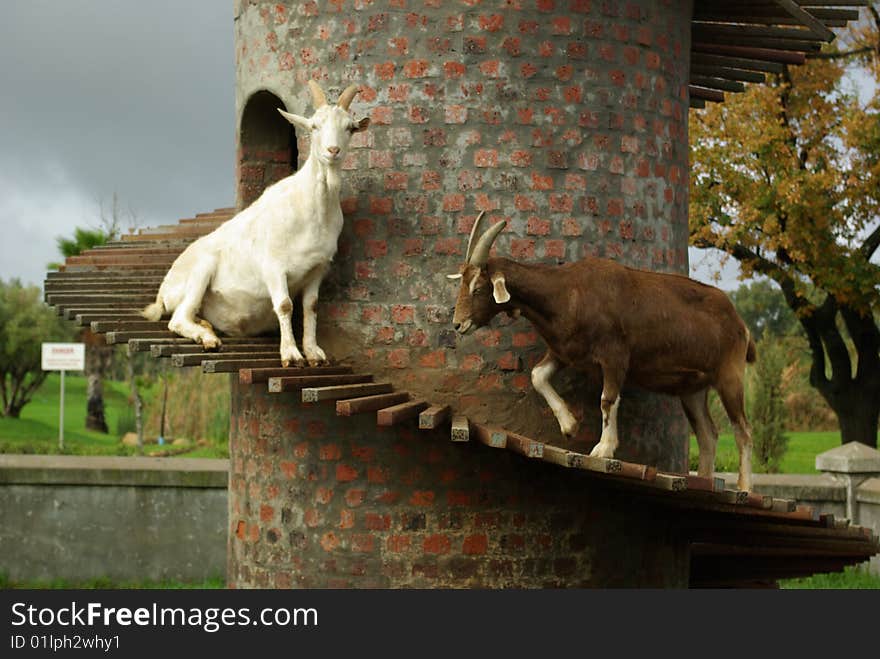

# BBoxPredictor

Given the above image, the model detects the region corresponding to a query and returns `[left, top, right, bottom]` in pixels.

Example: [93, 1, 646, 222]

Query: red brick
[410, 490, 435, 506]
[388, 348, 410, 368]
[365, 513, 391, 531]
[442, 193, 466, 212]
[527, 216, 551, 236]
[315, 487, 333, 505]
[351, 534, 375, 553]
[385, 172, 408, 190]
[403, 59, 430, 78]
[388, 36, 408, 56]
[510, 238, 536, 259]
[419, 350, 446, 368]
[339, 509, 355, 529]
[445, 105, 467, 124]
[336, 464, 358, 482]
[369, 150, 393, 168]
[320, 532, 339, 552]
[474, 148, 498, 168]
[391, 305, 415, 324]
[371, 106, 393, 125]
[387, 535, 411, 553]
[434, 238, 461, 255]
[365, 240, 387, 258]
[444, 61, 466, 78]
[510, 150, 533, 167]
[462, 534, 489, 555]
[544, 239, 567, 259]
[374, 61, 395, 80]
[423, 534, 452, 554]
[320, 444, 342, 460]
[279, 461, 297, 479]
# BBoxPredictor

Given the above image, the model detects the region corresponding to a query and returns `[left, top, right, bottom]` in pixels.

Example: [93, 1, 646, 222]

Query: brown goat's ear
[491, 272, 510, 304]
[353, 117, 370, 132]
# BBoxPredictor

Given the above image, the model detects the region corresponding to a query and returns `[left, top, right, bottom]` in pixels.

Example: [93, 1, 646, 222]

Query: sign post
[41, 343, 85, 450]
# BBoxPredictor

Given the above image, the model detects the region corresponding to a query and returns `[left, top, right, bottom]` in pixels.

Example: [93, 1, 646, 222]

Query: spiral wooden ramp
[44, 209, 879, 587]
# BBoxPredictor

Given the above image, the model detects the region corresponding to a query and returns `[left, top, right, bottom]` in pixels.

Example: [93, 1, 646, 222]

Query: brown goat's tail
[746, 330, 757, 364]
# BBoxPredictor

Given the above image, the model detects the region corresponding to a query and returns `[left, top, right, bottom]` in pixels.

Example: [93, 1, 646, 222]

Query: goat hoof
[201, 337, 221, 351]
[589, 443, 615, 459]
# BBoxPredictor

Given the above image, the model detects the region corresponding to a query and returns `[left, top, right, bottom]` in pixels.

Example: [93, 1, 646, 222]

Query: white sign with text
[41, 343, 85, 371]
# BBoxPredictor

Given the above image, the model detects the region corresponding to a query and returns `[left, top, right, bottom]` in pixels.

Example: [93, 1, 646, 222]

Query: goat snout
[327, 146, 340, 157]
[454, 319, 472, 335]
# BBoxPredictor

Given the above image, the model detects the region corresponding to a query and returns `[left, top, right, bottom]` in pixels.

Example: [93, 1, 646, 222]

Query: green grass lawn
[0, 373, 224, 458]
[780, 565, 880, 589]
[690, 430, 848, 474]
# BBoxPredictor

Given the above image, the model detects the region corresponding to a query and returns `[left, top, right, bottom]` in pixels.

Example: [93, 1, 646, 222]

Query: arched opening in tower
[237, 90, 297, 209]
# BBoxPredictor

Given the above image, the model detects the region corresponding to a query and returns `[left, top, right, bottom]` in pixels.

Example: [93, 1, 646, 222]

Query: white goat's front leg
[167, 260, 221, 349]
[301, 265, 329, 366]
[266, 273, 303, 367]
[590, 366, 625, 459]
[531, 352, 578, 438]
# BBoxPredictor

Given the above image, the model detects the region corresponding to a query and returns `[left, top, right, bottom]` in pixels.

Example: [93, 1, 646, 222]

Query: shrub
[748, 337, 789, 473]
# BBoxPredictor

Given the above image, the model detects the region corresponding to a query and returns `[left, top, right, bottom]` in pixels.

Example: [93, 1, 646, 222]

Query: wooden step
[171, 351, 279, 367]
[377, 400, 428, 426]
[302, 382, 394, 403]
[268, 374, 372, 393]
[152, 342, 279, 357]
[418, 405, 451, 430]
[336, 392, 410, 415]
[239, 366, 353, 385]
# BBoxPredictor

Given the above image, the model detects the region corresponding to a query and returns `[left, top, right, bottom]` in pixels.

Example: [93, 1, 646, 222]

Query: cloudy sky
[0, 0, 234, 286]
[0, 1, 741, 289]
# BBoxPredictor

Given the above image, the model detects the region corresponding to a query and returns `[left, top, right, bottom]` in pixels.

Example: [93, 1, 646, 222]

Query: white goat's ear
[353, 117, 370, 133]
[491, 273, 511, 304]
[446, 273, 463, 280]
[278, 109, 311, 130]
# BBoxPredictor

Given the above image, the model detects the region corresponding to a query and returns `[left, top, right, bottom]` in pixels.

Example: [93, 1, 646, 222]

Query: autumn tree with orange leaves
[689, 8, 880, 448]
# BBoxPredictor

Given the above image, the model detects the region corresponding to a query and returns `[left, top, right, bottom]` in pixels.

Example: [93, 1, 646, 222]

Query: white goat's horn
[308, 79, 327, 108]
[337, 84, 359, 110]
[469, 219, 507, 268]
[464, 211, 487, 264]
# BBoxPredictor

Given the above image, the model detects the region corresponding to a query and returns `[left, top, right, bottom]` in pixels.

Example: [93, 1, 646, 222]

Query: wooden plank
[303, 382, 393, 403]
[470, 424, 507, 448]
[450, 415, 470, 442]
[692, 52, 785, 74]
[505, 432, 544, 459]
[567, 453, 621, 474]
[615, 460, 657, 481]
[335, 392, 409, 415]
[691, 64, 766, 83]
[773, 0, 837, 41]
[68, 309, 142, 322]
[793, 504, 820, 521]
[203, 358, 290, 373]
[689, 86, 725, 103]
[689, 75, 745, 93]
[268, 374, 372, 393]
[769, 497, 798, 513]
[692, 22, 827, 42]
[92, 320, 167, 333]
[239, 365, 352, 385]
[377, 400, 429, 426]
[653, 473, 688, 491]
[745, 492, 773, 509]
[692, 42, 807, 65]
[692, 36, 823, 53]
[418, 405, 451, 430]
[75, 313, 147, 326]
[171, 351, 278, 367]
[540, 443, 571, 467]
[152, 343, 279, 357]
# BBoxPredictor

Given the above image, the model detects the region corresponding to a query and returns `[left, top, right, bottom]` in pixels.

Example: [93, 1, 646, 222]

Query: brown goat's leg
[680, 388, 717, 479]
[589, 368, 625, 459]
[531, 352, 578, 438]
[716, 375, 753, 491]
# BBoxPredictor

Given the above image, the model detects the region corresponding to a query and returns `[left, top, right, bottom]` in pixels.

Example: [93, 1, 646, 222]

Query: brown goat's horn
[308, 79, 327, 108]
[337, 84, 359, 110]
[464, 211, 487, 264]
[469, 219, 507, 268]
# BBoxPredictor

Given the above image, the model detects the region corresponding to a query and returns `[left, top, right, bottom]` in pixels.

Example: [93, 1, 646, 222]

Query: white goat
[142, 80, 369, 366]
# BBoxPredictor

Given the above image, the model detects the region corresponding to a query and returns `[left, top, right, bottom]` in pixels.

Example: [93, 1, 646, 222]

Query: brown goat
[449, 212, 757, 491]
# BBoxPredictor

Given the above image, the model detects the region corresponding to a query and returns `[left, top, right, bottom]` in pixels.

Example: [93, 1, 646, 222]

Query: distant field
[690, 430, 851, 474]
[0, 373, 225, 458]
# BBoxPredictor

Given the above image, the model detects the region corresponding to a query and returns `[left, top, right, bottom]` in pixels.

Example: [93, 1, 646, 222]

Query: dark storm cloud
[0, 0, 234, 285]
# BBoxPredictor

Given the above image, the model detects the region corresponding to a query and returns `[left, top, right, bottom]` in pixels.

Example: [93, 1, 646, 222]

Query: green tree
[689, 13, 880, 447]
[0, 280, 72, 418]
[730, 280, 801, 341]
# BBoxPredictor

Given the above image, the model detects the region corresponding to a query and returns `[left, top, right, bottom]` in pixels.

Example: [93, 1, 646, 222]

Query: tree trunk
[825, 384, 880, 449]
[85, 373, 108, 433]
[127, 351, 144, 454]
[83, 330, 112, 433]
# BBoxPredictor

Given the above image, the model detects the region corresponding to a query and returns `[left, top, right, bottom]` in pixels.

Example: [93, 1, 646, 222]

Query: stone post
[816, 442, 880, 523]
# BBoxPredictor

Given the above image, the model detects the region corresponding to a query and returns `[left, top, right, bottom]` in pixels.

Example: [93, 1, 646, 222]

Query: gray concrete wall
[0, 455, 227, 584]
